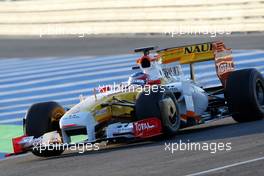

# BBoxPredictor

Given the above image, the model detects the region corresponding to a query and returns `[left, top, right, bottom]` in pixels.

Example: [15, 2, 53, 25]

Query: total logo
[135, 122, 155, 132]
[133, 118, 162, 138]
[217, 62, 234, 75]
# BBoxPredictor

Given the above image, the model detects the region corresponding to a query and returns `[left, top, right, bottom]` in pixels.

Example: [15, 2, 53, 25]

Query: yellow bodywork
[79, 90, 141, 123]
[157, 42, 214, 64]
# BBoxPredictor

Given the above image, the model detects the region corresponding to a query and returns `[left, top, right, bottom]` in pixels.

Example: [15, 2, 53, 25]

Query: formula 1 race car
[11, 42, 264, 157]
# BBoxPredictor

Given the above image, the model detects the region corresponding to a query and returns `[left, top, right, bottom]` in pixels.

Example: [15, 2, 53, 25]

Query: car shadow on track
[38, 117, 264, 161]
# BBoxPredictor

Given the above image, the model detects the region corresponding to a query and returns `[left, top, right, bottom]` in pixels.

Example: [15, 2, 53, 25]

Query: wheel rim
[256, 80, 264, 109]
[51, 108, 65, 122]
[166, 97, 177, 124]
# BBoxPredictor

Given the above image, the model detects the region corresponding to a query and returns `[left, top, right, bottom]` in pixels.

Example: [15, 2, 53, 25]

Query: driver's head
[140, 58, 151, 68]
[128, 72, 149, 85]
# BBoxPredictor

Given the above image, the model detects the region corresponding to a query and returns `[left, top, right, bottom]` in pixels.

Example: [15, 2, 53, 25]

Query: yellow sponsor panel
[91, 91, 139, 122]
[158, 42, 214, 64]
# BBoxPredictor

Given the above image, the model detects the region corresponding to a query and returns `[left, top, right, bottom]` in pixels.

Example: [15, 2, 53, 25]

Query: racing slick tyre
[25, 101, 65, 157]
[135, 87, 181, 135]
[225, 69, 264, 122]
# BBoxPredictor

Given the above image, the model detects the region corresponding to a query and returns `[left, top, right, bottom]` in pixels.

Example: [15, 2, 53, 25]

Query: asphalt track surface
[1, 118, 264, 176]
[0, 34, 264, 176]
[0, 33, 264, 58]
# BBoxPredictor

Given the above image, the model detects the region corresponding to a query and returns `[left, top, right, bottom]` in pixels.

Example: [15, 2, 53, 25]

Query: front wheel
[25, 101, 65, 157]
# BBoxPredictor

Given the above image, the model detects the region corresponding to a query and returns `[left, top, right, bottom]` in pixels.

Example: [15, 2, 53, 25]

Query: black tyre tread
[225, 68, 264, 122]
[25, 101, 64, 137]
[25, 101, 65, 157]
[135, 90, 162, 120]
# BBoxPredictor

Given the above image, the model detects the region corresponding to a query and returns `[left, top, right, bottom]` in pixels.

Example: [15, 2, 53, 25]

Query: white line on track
[0, 61, 134, 84]
[190, 57, 264, 71]
[0, 118, 23, 124]
[231, 50, 264, 57]
[0, 88, 89, 110]
[0, 50, 261, 70]
[0, 67, 131, 89]
[0, 70, 263, 116]
[0, 110, 26, 117]
[199, 70, 264, 86]
[0, 54, 133, 72]
[185, 156, 264, 176]
[1, 56, 263, 90]
[0, 64, 264, 101]
[196, 66, 264, 79]
[0, 57, 58, 68]
[0, 51, 264, 124]
[0, 51, 261, 79]
[0, 103, 32, 111]
[0, 56, 136, 78]
[0, 77, 221, 107]
[0, 74, 128, 104]
[0, 50, 257, 71]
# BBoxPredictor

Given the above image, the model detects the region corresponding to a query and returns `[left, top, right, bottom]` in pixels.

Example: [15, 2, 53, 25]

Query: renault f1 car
[11, 42, 264, 157]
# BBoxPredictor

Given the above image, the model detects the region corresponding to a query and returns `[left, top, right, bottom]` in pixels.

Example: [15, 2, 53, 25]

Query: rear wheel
[135, 87, 180, 135]
[225, 69, 264, 122]
[25, 101, 65, 157]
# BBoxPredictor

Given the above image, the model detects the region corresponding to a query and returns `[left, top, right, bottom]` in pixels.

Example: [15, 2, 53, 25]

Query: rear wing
[157, 42, 214, 64]
[157, 42, 235, 87]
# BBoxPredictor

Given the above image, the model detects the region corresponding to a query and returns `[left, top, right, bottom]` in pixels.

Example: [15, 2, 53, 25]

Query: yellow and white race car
[11, 42, 264, 157]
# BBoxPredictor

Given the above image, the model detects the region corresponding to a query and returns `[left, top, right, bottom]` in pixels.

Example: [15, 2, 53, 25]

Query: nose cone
[59, 112, 97, 143]
[60, 112, 89, 129]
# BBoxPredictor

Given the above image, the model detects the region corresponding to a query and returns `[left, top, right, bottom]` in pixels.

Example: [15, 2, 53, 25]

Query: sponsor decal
[95, 108, 108, 116]
[131, 79, 146, 85]
[162, 65, 182, 78]
[184, 43, 213, 54]
[65, 114, 80, 120]
[133, 118, 162, 138]
[135, 122, 155, 132]
[217, 61, 234, 75]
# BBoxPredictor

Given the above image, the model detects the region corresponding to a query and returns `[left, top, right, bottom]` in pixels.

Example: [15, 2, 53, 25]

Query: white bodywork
[59, 59, 208, 143]
[147, 60, 208, 116]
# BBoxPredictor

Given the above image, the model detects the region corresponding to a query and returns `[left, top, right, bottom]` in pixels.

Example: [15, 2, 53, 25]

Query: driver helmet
[128, 72, 149, 86]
